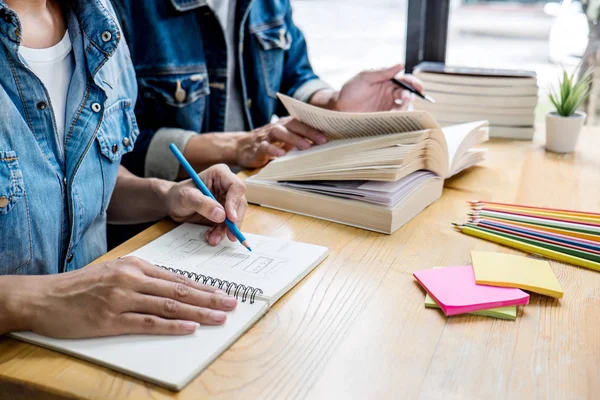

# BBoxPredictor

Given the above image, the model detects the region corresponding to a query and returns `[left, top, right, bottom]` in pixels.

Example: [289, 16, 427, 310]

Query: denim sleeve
[279, 1, 332, 103]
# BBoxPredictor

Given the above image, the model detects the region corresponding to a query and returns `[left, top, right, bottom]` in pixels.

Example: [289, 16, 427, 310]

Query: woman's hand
[15, 257, 237, 339]
[235, 117, 328, 169]
[164, 164, 247, 245]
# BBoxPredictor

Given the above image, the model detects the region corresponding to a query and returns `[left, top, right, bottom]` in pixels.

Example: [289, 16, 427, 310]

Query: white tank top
[19, 31, 74, 155]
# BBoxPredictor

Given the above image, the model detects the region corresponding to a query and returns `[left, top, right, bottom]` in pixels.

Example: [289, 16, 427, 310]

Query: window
[291, 0, 409, 88]
[445, 0, 586, 119]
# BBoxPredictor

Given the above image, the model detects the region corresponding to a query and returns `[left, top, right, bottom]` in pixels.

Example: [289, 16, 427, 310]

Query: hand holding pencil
[166, 144, 250, 249]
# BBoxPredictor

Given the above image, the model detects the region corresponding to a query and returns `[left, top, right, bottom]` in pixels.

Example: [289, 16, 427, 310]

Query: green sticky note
[424, 267, 517, 320]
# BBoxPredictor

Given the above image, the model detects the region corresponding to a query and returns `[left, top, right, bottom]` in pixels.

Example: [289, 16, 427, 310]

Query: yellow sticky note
[471, 251, 564, 299]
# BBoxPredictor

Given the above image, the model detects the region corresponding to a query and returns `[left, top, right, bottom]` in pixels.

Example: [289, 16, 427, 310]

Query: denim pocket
[253, 23, 292, 99]
[138, 72, 209, 133]
[0, 151, 32, 274]
[96, 100, 140, 213]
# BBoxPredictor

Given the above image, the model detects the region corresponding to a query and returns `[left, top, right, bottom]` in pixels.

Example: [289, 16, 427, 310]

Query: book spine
[156, 265, 264, 304]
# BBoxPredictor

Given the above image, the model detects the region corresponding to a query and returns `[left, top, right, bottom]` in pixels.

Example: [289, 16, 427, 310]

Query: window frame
[405, 0, 451, 72]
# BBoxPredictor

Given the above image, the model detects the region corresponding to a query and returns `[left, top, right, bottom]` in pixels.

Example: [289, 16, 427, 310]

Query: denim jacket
[113, 0, 330, 180]
[0, 0, 138, 275]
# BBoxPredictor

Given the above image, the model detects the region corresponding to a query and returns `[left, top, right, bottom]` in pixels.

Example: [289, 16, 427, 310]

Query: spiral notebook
[11, 223, 328, 391]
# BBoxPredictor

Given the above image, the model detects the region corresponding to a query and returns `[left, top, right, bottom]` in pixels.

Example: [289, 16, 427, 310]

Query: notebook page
[129, 223, 329, 304]
[278, 93, 440, 140]
[11, 300, 268, 391]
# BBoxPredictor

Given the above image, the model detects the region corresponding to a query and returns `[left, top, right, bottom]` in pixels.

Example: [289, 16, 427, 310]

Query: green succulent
[548, 68, 593, 117]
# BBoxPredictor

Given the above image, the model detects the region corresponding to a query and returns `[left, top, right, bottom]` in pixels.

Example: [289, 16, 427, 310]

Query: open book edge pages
[250, 122, 488, 182]
[246, 173, 444, 234]
[252, 101, 489, 182]
[277, 93, 440, 140]
[11, 224, 329, 391]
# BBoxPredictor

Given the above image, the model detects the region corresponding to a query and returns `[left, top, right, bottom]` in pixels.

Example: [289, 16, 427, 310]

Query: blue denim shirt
[0, 0, 138, 275]
[113, 0, 330, 180]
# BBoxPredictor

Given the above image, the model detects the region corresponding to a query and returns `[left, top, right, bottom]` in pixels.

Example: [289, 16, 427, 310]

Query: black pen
[391, 78, 436, 103]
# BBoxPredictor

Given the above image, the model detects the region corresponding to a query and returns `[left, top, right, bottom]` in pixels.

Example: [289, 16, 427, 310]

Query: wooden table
[1, 127, 599, 400]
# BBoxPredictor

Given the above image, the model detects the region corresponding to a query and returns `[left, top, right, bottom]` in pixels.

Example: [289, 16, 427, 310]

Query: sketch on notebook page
[156, 239, 210, 263]
[198, 247, 288, 277]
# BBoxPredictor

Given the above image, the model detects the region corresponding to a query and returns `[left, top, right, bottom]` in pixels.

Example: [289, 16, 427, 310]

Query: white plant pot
[545, 111, 586, 153]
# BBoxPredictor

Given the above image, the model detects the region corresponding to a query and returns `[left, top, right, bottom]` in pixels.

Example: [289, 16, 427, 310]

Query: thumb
[361, 64, 405, 84]
[179, 187, 226, 223]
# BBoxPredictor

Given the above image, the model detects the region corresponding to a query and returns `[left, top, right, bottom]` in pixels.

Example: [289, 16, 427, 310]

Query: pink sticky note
[413, 265, 529, 316]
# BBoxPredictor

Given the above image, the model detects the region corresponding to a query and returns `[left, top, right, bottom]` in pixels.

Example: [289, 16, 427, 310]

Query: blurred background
[291, 0, 593, 122]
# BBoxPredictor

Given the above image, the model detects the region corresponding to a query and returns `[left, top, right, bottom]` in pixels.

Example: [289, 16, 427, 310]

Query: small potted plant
[546, 68, 592, 153]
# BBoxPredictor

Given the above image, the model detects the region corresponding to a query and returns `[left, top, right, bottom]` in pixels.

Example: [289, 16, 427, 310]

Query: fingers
[179, 185, 226, 223]
[130, 293, 231, 325]
[205, 224, 228, 245]
[269, 123, 313, 150]
[397, 74, 424, 92]
[258, 140, 285, 158]
[223, 177, 247, 224]
[116, 313, 199, 336]
[360, 63, 405, 84]
[136, 260, 219, 294]
[140, 295, 225, 325]
[283, 119, 328, 145]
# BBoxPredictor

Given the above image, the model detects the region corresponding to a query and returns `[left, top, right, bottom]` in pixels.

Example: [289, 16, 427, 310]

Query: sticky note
[424, 267, 517, 320]
[471, 251, 564, 299]
[413, 265, 529, 316]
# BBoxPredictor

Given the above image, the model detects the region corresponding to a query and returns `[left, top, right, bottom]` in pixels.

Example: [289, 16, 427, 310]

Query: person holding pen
[0, 0, 245, 339]
[112, 0, 426, 181]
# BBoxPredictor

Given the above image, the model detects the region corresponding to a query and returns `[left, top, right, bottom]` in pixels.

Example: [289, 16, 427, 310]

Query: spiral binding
[157, 265, 264, 304]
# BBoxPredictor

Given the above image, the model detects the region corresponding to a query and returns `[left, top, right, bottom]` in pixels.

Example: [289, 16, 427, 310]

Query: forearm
[308, 88, 339, 110]
[144, 128, 244, 181]
[107, 166, 173, 224]
[0, 276, 35, 334]
[181, 132, 243, 178]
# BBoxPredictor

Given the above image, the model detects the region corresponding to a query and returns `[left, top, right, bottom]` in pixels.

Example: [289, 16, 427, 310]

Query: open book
[245, 94, 488, 234]
[11, 223, 328, 391]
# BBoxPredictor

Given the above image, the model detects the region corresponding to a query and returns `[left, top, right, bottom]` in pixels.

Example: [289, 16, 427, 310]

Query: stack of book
[245, 94, 489, 234]
[413, 62, 538, 140]
[455, 201, 600, 271]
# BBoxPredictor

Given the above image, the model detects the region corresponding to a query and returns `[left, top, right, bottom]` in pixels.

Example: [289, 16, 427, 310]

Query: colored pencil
[469, 201, 600, 218]
[471, 220, 600, 255]
[471, 205, 600, 224]
[464, 223, 600, 263]
[471, 218, 600, 252]
[476, 216, 600, 243]
[469, 210, 600, 235]
[454, 223, 600, 272]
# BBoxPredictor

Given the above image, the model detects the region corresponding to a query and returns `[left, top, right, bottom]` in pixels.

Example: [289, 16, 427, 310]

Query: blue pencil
[169, 144, 251, 252]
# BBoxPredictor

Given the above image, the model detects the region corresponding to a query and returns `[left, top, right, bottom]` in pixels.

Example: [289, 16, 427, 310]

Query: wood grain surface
[0, 127, 599, 400]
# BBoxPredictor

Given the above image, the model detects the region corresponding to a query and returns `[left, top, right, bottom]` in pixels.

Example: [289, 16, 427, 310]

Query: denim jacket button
[66, 253, 74, 263]
[36, 101, 47, 110]
[174, 80, 186, 103]
[111, 144, 119, 154]
[101, 31, 112, 42]
[91, 103, 101, 112]
[122, 137, 131, 147]
[0, 197, 8, 208]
